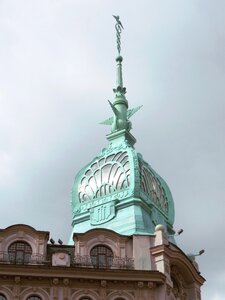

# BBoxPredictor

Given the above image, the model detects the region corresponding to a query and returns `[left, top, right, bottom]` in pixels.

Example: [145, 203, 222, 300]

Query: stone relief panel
[52, 252, 70, 267]
[171, 266, 187, 300]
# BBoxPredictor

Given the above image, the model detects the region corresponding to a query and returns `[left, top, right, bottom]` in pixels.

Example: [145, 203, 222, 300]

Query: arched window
[90, 245, 113, 268]
[8, 241, 32, 264]
[26, 296, 42, 300]
[0, 294, 7, 300]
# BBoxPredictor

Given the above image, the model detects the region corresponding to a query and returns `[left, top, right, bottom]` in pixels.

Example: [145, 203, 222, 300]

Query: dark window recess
[90, 245, 113, 269]
[26, 296, 42, 300]
[8, 241, 32, 264]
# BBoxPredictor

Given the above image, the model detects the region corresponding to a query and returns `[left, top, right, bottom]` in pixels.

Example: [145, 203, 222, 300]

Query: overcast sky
[0, 1, 225, 299]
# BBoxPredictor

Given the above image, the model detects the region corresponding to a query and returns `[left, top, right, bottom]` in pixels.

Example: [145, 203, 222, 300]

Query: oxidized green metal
[100, 17, 142, 136]
[113, 15, 124, 55]
[70, 139, 175, 241]
[70, 16, 175, 243]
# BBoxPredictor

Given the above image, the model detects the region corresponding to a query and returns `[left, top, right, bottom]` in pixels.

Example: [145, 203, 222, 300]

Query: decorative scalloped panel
[78, 151, 130, 202]
[139, 161, 168, 213]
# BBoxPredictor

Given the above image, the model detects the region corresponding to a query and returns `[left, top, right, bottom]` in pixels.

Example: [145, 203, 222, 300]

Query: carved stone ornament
[167, 284, 171, 296]
[14, 276, 21, 284]
[101, 280, 107, 287]
[63, 278, 69, 286]
[137, 281, 144, 288]
[52, 278, 59, 285]
[148, 282, 155, 289]
[171, 266, 187, 300]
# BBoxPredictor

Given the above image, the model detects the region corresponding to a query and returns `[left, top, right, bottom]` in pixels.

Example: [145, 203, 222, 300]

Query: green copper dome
[69, 16, 175, 243]
[71, 140, 175, 238]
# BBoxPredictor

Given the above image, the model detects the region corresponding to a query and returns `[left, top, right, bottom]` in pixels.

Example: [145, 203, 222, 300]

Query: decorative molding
[63, 278, 70, 286]
[52, 278, 59, 285]
[101, 280, 107, 287]
[137, 281, 144, 289]
[14, 276, 20, 284]
[148, 282, 155, 289]
[90, 200, 117, 225]
[171, 266, 187, 300]
[139, 159, 168, 214]
[78, 151, 130, 203]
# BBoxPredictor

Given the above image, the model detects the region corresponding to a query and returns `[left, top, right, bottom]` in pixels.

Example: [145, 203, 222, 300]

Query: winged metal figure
[100, 101, 142, 132]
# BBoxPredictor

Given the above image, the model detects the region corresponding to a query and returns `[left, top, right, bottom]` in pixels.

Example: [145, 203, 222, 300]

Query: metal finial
[113, 15, 124, 55]
[99, 16, 142, 143]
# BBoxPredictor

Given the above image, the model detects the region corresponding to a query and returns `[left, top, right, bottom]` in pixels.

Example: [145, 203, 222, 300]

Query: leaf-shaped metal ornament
[78, 151, 130, 202]
[100, 100, 121, 126]
[99, 117, 114, 125]
[127, 105, 143, 119]
[108, 100, 121, 117]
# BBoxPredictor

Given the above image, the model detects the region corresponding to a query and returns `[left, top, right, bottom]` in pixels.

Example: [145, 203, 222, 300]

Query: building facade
[0, 17, 205, 300]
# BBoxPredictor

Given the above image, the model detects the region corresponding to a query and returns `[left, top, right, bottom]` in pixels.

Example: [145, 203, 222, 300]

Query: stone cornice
[0, 264, 166, 283]
[0, 224, 49, 240]
[150, 244, 205, 285]
[73, 228, 132, 242]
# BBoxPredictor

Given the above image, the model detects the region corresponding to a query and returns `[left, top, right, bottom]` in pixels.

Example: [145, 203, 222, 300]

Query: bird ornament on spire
[100, 16, 142, 135]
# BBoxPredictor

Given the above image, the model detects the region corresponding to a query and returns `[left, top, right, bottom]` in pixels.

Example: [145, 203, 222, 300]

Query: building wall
[0, 224, 204, 300]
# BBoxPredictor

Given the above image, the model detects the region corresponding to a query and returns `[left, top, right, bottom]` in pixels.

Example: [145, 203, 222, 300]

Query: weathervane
[100, 16, 142, 143]
[113, 15, 124, 55]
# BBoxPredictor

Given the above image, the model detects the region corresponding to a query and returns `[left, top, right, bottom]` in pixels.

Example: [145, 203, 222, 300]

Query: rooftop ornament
[187, 249, 205, 262]
[70, 17, 176, 241]
[113, 15, 124, 55]
[100, 16, 142, 143]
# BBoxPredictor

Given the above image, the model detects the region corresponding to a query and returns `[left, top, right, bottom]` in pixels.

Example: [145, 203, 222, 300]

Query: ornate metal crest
[78, 151, 130, 203]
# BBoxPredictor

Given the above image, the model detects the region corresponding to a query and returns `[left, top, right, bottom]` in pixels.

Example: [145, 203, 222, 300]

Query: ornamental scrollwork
[139, 159, 168, 214]
[78, 151, 130, 202]
[171, 266, 187, 300]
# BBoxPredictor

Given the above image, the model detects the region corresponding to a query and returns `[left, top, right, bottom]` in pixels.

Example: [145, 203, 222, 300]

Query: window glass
[26, 296, 42, 300]
[0, 294, 7, 300]
[8, 241, 32, 264]
[90, 245, 113, 268]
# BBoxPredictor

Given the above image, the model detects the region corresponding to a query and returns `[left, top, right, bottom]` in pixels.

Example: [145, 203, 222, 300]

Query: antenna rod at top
[113, 15, 124, 55]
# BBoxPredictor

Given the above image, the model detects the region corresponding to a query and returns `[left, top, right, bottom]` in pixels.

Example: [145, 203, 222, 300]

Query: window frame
[8, 241, 32, 264]
[0, 293, 7, 300]
[90, 244, 113, 269]
[26, 295, 42, 300]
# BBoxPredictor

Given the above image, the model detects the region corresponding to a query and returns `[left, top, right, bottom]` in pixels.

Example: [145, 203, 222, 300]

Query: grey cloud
[0, 1, 224, 299]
